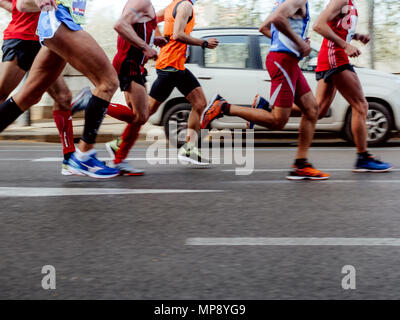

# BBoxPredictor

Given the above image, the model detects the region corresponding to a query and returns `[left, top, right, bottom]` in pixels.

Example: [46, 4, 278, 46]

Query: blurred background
[1, 0, 399, 72]
[0, 0, 399, 123]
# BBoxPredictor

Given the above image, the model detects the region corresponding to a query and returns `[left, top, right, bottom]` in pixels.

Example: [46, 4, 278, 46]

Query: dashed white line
[186, 237, 400, 246]
[0, 187, 223, 197]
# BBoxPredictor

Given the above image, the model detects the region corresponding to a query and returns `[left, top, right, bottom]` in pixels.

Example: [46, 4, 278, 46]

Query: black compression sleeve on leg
[81, 95, 109, 144]
[0, 97, 23, 133]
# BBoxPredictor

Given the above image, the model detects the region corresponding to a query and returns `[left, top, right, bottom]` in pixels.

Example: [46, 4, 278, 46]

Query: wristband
[201, 40, 208, 49]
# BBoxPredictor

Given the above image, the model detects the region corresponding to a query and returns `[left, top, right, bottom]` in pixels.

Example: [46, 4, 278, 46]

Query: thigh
[149, 70, 176, 103]
[176, 69, 201, 98]
[44, 25, 116, 88]
[185, 86, 207, 109]
[124, 81, 149, 119]
[0, 60, 26, 100]
[295, 91, 317, 115]
[14, 47, 66, 108]
[315, 79, 337, 106]
[331, 69, 366, 107]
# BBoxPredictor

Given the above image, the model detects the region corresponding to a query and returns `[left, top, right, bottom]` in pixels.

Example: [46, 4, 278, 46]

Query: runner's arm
[154, 8, 166, 36]
[0, 0, 12, 13]
[114, 0, 158, 59]
[17, 0, 56, 12]
[265, 0, 307, 48]
[313, 0, 349, 49]
[173, 1, 218, 49]
[259, 22, 272, 38]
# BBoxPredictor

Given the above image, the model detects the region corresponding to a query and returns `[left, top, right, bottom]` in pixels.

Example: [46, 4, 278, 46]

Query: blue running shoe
[247, 95, 271, 129]
[67, 151, 120, 179]
[354, 154, 393, 173]
[71, 87, 92, 115]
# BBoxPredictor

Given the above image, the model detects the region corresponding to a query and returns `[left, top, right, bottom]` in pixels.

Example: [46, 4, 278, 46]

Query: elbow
[114, 21, 123, 34]
[259, 25, 267, 33]
[313, 23, 322, 34]
[173, 32, 183, 42]
[16, 1, 27, 12]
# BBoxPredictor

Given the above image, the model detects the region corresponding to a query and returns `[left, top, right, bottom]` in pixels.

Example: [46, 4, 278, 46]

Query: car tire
[162, 103, 192, 148]
[344, 102, 392, 147]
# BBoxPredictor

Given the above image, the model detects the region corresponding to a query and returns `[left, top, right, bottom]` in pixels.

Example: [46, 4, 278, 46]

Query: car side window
[203, 35, 250, 69]
[259, 36, 271, 70]
[299, 49, 319, 72]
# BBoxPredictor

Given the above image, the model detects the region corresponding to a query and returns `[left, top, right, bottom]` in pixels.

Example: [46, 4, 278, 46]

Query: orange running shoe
[200, 94, 228, 129]
[286, 162, 330, 181]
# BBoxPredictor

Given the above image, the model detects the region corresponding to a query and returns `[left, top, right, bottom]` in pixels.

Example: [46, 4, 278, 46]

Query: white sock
[75, 148, 96, 161]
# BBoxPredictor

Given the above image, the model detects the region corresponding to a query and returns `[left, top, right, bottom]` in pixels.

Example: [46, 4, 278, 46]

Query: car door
[188, 34, 264, 129]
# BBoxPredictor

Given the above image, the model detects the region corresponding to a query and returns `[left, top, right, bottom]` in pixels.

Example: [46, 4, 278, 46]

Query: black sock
[64, 152, 74, 161]
[358, 151, 370, 160]
[295, 158, 308, 169]
[0, 97, 23, 133]
[222, 102, 231, 115]
[81, 95, 109, 144]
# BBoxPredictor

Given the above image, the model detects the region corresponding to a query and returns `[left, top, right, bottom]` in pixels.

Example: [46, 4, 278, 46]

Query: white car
[148, 27, 400, 147]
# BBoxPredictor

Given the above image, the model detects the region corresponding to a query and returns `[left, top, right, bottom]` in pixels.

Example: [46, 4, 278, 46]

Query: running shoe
[178, 142, 210, 166]
[247, 95, 271, 129]
[200, 94, 228, 129]
[112, 161, 144, 176]
[287, 162, 330, 181]
[105, 138, 121, 160]
[67, 151, 120, 179]
[354, 154, 393, 173]
[71, 87, 92, 115]
[61, 160, 73, 176]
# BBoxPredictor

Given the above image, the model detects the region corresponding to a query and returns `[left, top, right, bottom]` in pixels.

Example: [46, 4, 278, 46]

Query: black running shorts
[117, 59, 147, 91]
[316, 64, 356, 83]
[149, 68, 201, 102]
[1, 39, 41, 72]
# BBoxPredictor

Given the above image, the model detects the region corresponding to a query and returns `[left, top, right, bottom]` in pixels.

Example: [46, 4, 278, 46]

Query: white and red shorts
[266, 51, 311, 108]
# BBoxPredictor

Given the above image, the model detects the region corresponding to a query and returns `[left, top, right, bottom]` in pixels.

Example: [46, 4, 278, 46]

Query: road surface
[0, 140, 399, 299]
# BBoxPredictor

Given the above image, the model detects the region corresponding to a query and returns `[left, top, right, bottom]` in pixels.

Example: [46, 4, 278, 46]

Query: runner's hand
[143, 45, 158, 60]
[357, 34, 370, 45]
[34, 0, 57, 11]
[298, 40, 311, 57]
[344, 43, 361, 58]
[153, 36, 168, 48]
[206, 38, 219, 49]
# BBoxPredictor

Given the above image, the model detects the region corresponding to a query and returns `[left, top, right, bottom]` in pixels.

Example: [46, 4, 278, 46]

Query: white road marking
[229, 180, 400, 184]
[224, 168, 400, 172]
[0, 187, 223, 197]
[186, 237, 400, 246]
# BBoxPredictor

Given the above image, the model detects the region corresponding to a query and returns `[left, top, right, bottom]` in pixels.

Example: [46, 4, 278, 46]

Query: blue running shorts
[37, 5, 82, 45]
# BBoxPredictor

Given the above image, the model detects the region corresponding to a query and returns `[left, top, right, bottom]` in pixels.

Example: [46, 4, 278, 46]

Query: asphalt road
[0, 140, 400, 300]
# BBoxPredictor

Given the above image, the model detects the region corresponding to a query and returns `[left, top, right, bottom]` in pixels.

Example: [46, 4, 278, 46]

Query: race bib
[72, 0, 87, 18]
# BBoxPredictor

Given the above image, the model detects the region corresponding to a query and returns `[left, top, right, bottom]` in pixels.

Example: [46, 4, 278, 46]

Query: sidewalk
[0, 117, 165, 143]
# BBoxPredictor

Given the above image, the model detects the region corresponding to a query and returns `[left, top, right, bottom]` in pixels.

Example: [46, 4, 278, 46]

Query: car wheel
[344, 102, 392, 147]
[162, 103, 192, 148]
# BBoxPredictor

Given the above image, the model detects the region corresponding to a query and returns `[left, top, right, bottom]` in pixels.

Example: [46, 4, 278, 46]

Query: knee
[304, 103, 319, 122]
[135, 108, 150, 126]
[353, 100, 368, 118]
[54, 91, 73, 111]
[271, 118, 288, 130]
[192, 97, 207, 114]
[97, 72, 119, 98]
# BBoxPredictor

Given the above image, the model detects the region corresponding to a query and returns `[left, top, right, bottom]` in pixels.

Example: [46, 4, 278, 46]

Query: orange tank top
[156, 0, 195, 71]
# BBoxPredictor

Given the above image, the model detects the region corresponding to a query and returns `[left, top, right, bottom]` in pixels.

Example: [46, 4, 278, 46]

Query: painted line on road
[0, 187, 223, 198]
[224, 169, 400, 173]
[186, 237, 400, 246]
[229, 180, 400, 184]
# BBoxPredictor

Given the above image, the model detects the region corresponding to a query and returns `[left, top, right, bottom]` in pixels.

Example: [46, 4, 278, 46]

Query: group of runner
[0, 0, 393, 180]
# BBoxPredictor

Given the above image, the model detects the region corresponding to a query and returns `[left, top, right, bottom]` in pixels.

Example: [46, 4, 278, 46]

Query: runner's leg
[185, 87, 207, 143]
[114, 81, 149, 164]
[43, 25, 119, 152]
[47, 76, 75, 160]
[316, 79, 337, 119]
[0, 59, 26, 103]
[294, 91, 319, 160]
[330, 70, 368, 153]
